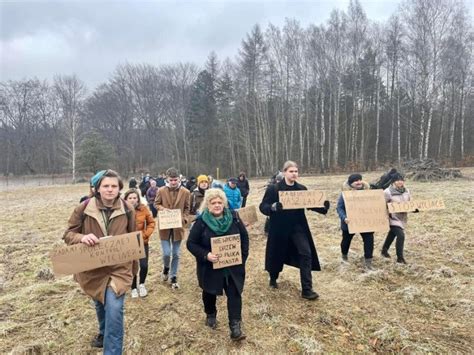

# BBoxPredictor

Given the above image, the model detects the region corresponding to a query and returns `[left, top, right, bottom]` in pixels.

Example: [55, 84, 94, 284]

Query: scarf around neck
[202, 208, 233, 235]
[390, 184, 406, 194]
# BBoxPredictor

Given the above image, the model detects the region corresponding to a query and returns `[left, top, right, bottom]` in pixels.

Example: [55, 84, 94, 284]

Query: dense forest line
[1, 0, 472, 180]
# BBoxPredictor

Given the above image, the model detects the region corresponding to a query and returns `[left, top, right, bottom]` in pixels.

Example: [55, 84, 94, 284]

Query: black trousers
[241, 196, 248, 208]
[269, 231, 313, 292]
[132, 243, 149, 288]
[202, 277, 242, 321]
[148, 203, 158, 218]
[382, 226, 405, 258]
[341, 230, 374, 259]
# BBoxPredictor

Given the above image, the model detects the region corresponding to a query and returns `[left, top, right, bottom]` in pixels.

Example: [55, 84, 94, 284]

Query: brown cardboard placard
[158, 209, 183, 230]
[237, 205, 258, 225]
[50, 232, 145, 276]
[211, 234, 242, 269]
[342, 190, 390, 234]
[387, 199, 445, 213]
[279, 190, 326, 209]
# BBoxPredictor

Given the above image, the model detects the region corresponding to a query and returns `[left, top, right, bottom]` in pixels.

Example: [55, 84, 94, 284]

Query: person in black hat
[336, 173, 375, 270]
[381, 173, 413, 264]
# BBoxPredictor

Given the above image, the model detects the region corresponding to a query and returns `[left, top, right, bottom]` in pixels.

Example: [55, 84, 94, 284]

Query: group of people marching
[63, 161, 413, 354]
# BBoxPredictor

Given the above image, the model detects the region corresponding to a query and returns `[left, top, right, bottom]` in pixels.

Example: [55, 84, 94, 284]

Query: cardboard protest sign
[342, 190, 389, 234]
[279, 190, 326, 209]
[387, 199, 445, 213]
[158, 209, 183, 230]
[50, 232, 145, 276]
[237, 205, 258, 225]
[211, 234, 242, 269]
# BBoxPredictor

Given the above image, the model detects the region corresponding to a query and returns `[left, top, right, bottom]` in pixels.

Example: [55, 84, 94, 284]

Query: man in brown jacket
[64, 169, 136, 354]
[154, 167, 191, 289]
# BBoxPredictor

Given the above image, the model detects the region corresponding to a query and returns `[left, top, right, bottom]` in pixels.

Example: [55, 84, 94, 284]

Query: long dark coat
[259, 180, 326, 274]
[186, 211, 249, 295]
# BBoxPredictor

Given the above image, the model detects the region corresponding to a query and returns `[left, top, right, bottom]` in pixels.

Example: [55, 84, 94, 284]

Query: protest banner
[50, 232, 145, 276]
[387, 199, 445, 213]
[158, 209, 182, 230]
[211, 234, 242, 269]
[279, 190, 326, 209]
[237, 205, 258, 225]
[342, 190, 389, 234]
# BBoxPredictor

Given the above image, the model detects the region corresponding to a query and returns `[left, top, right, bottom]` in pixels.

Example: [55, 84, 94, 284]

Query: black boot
[205, 312, 217, 329]
[229, 320, 246, 341]
[397, 256, 407, 264]
[381, 249, 391, 258]
[302, 289, 319, 300]
[269, 278, 278, 289]
[90, 333, 103, 348]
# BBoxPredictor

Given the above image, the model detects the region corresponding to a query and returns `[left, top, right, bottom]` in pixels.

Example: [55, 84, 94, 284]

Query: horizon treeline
[1, 0, 473, 180]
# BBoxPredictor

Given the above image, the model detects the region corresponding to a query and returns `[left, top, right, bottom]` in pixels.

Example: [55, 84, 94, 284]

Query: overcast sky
[1, 0, 415, 88]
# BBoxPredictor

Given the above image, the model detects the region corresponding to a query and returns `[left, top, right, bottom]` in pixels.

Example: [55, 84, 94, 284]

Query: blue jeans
[94, 287, 125, 355]
[160, 235, 182, 278]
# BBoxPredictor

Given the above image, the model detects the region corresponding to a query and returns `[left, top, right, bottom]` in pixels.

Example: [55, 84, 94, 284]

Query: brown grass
[1, 169, 473, 353]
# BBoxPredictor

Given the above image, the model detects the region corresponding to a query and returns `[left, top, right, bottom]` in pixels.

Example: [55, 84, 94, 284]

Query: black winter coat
[259, 180, 327, 274]
[186, 212, 249, 295]
[236, 178, 250, 197]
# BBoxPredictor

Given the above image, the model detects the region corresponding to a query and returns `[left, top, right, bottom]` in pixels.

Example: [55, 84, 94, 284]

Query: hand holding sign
[279, 190, 326, 209]
[210, 234, 242, 269]
[158, 209, 183, 230]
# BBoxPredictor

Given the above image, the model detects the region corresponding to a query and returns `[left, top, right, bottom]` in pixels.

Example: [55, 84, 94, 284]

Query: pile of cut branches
[403, 159, 462, 181]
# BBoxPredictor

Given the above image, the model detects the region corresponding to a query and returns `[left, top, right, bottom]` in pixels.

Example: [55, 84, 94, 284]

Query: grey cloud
[1, 0, 405, 88]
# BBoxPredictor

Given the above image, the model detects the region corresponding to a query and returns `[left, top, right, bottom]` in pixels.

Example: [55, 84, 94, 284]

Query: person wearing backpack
[336, 173, 375, 270]
[63, 169, 137, 354]
[187, 188, 249, 341]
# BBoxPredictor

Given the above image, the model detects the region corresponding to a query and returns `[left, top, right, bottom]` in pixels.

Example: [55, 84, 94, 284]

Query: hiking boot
[171, 277, 180, 289]
[205, 312, 217, 329]
[229, 320, 246, 341]
[269, 278, 278, 289]
[302, 290, 319, 300]
[138, 284, 148, 297]
[341, 254, 349, 263]
[161, 267, 170, 282]
[397, 257, 407, 264]
[131, 288, 139, 298]
[381, 249, 391, 258]
[90, 334, 104, 348]
[364, 258, 375, 271]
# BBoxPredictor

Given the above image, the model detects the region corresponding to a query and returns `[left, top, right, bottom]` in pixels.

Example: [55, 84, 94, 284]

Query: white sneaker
[131, 288, 139, 298]
[161, 270, 169, 282]
[170, 277, 180, 289]
[138, 284, 148, 297]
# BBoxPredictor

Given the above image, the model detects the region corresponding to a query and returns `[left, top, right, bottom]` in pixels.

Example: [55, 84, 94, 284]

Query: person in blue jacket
[336, 173, 375, 270]
[223, 178, 242, 210]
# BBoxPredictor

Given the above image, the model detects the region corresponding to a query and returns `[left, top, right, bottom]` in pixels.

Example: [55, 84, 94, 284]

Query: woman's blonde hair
[198, 188, 229, 214]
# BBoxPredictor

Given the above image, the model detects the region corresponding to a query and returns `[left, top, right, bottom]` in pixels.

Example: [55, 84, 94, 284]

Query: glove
[324, 200, 330, 210]
[271, 202, 283, 212]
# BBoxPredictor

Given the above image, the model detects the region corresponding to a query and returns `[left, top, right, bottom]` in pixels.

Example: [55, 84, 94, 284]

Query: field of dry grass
[1, 169, 473, 353]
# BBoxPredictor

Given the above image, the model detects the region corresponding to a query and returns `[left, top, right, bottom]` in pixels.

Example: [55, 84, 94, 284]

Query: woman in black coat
[259, 160, 329, 300]
[187, 188, 249, 341]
